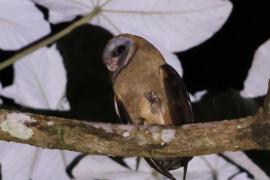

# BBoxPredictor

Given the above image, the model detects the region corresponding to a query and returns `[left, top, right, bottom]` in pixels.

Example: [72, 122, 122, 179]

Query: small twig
[0, 7, 101, 71]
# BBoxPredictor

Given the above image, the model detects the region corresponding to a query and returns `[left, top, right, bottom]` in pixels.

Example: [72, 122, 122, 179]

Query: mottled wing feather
[161, 64, 193, 125]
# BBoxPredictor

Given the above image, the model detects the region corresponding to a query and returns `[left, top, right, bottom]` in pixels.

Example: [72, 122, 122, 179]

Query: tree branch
[0, 81, 270, 158]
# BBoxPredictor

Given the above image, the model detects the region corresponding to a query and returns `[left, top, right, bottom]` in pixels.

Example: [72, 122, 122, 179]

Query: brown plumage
[102, 34, 193, 180]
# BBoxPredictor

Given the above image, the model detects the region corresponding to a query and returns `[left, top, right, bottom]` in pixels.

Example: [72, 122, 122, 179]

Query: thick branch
[0, 108, 269, 158]
[0, 82, 270, 158]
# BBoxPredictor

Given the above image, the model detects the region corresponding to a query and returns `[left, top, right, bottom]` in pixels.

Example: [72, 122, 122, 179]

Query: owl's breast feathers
[113, 44, 175, 125]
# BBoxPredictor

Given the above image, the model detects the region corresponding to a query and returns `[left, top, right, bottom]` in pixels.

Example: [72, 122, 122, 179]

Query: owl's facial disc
[103, 36, 135, 74]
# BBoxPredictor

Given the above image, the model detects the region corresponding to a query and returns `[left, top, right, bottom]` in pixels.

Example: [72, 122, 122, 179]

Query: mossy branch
[0, 81, 270, 158]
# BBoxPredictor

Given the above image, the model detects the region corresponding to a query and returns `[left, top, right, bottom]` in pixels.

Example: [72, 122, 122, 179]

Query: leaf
[0, 0, 50, 50]
[72, 156, 137, 180]
[224, 151, 269, 179]
[151, 40, 183, 76]
[70, 153, 266, 180]
[0, 45, 69, 110]
[0, 141, 79, 180]
[0, 45, 73, 180]
[33, 0, 232, 52]
[32, 0, 92, 23]
[241, 39, 270, 98]
[30, 149, 80, 180]
[0, 141, 37, 179]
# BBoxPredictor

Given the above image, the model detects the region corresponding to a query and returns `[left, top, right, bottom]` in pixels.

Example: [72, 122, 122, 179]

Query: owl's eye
[113, 45, 126, 57]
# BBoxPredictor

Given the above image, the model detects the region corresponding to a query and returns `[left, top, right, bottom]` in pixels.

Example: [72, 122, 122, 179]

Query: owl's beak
[106, 58, 118, 72]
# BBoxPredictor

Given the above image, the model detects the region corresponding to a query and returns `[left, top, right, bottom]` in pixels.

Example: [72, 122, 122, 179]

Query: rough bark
[0, 82, 270, 158]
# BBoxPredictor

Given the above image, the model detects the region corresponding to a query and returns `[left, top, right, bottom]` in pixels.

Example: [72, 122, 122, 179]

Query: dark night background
[0, 0, 270, 179]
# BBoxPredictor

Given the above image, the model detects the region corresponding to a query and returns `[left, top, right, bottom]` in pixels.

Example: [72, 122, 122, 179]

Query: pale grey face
[102, 36, 135, 80]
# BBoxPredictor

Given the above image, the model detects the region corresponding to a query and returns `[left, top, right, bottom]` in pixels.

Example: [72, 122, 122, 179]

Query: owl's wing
[161, 64, 193, 125]
[160, 64, 193, 180]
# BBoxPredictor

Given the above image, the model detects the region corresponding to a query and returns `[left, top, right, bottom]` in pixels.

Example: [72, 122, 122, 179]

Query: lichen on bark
[0, 81, 269, 158]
